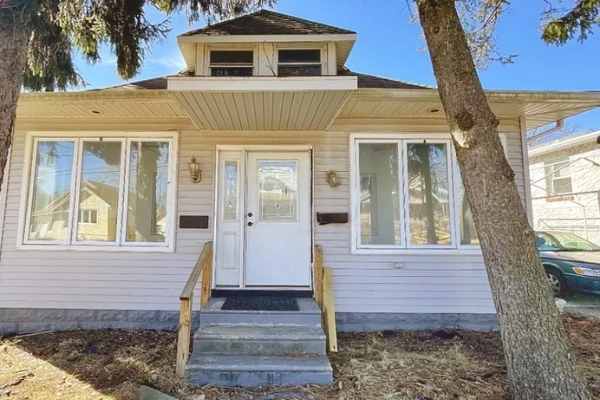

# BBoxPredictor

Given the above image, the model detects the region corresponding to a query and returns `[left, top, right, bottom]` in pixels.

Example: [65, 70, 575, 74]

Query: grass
[0, 315, 599, 399]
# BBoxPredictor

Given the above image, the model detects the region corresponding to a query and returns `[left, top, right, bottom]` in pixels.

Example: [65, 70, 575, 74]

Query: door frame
[212, 144, 314, 290]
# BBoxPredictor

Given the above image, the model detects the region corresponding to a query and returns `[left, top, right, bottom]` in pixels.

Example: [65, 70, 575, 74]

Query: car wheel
[545, 269, 567, 297]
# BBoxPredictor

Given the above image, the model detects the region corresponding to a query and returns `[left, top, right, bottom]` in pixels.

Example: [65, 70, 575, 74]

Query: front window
[353, 137, 479, 251]
[406, 142, 451, 246]
[358, 143, 401, 245]
[278, 49, 322, 77]
[23, 136, 175, 250]
[27, 140, 75, 242]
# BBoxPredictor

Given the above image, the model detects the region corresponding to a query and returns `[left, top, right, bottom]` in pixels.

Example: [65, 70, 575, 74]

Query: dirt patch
[0, 315, 598, 399]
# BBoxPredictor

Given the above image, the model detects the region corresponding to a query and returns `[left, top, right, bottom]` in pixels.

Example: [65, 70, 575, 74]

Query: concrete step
[186, 354, 333, 387]
[193, 324, 326, 355]
[199, 298, 322, 327]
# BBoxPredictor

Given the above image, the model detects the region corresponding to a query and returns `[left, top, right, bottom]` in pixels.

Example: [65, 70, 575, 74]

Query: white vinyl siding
[0, 119, 526, 314]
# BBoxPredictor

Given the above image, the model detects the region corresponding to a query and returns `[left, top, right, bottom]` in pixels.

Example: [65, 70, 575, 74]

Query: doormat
[222, 295, 300, 311]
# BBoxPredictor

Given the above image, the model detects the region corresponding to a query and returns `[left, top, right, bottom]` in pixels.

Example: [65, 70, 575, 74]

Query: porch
[175, 242, 338, 386]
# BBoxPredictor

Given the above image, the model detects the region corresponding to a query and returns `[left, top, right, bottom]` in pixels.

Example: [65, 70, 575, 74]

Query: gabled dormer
[170, 10, 358, 91]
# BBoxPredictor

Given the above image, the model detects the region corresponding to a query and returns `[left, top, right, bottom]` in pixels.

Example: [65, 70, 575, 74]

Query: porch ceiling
[173, 90, 351, 130]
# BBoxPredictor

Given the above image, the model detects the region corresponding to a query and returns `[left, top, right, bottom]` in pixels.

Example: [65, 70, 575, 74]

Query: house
[1, 9, 599, 386]
[529, 130, 600, 243]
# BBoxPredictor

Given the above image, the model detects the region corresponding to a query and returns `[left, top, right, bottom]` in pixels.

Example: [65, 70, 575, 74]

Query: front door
[214, 150, 312, 288]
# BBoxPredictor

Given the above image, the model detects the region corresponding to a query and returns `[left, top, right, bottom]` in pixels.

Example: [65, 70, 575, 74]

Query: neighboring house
[529, 131, 600, 243]
[1, 10, 599, 336]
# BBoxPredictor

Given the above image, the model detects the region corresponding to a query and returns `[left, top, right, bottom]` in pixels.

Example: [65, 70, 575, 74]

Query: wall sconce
[326, 170, 341, 188]
[188, 157, 202, 183]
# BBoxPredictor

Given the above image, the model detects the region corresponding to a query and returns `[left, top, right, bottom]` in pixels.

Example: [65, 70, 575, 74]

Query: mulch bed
[0, 315, 598, 400]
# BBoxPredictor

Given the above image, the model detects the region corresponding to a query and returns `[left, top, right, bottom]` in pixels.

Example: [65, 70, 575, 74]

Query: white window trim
[276, 47, 324, 76]
[549, 160, 573, 195]
[350, 133, 497, 255]
[208, 48, 256, 77]
[402, 138, 456, 249]
[71, 137, 125, 247]
[17, 131, 178, 252]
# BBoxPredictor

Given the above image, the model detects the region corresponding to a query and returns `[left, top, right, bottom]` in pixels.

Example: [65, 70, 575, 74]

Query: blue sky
[74, 0, 600, 133]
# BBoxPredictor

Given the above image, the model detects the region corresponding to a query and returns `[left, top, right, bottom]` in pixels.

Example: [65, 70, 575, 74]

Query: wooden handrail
[314, 245, 338, 352]
[176, 241, 213, 378]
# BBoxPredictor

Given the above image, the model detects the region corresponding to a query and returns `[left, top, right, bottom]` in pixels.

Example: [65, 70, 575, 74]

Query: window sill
[16, 243, 175, 253]
[351, 247, 483, 256]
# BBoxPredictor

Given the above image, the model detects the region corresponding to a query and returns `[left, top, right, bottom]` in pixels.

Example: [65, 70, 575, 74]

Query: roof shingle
[180, 9, 355, 37]
[120, 70, 430, 91]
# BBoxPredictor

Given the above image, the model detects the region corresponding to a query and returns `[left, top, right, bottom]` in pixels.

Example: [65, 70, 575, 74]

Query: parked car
[535, 231, 600, 297]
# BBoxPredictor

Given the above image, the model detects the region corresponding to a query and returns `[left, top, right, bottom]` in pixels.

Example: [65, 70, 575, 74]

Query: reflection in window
[258, 160, 297, 221]
[407, 143, 451, 246]
[223, 161, 238, 221]
[79, 209, 98, 224]
[278, 49, 322, 77]
[210, 50, 254, 77]
[358, 143, 401, 245]
[28, 141, 74, 241]
[76, 141, 121, 241]
[456, 178, 479, 246]
[126, 141, 170, 242]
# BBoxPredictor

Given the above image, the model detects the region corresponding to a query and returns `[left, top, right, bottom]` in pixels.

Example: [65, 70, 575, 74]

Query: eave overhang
[16, 90, 194, 131]
[335, 88, 600, 131]
[16, 87, 599, 133]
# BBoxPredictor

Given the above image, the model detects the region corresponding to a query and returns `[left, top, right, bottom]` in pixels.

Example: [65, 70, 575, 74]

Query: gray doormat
[222, 295, 299, 311]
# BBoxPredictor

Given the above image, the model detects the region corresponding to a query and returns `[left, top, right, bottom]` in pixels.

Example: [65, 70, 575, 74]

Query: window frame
[351, 133, 495, 255]
[208, 49, 255, 77]
[402, 138, 456, 249]
[72, 137, 126, 246]
[18, 132, 178, 252]
[276, 48, 323, 77]
[549, 159, 573, 195]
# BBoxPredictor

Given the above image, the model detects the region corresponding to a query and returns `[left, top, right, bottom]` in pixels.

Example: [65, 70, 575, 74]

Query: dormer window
[209, 50, 254, 77]
[278, 49, 322, 77]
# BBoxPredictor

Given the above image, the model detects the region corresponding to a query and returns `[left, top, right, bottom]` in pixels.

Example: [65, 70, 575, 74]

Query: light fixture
[188, 157, 202, 183]
[326, 170, 341, 188]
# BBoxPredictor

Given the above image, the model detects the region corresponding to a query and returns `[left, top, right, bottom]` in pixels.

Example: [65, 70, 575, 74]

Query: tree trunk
[0, 9, 31, 190]
[416, 1, 590, 399]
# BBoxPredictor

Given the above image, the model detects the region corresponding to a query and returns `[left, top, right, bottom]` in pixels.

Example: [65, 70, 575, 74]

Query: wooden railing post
[200, 245, 213, 306]
[313, 245, 337, 353]
[176, 297, 192, 378]
[322, 268, 338, 352]
[176, 241, 213, 378]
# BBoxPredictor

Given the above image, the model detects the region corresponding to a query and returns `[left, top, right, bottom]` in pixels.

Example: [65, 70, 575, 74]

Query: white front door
[245, 152, 311, 287]
[214, 150, 312, 288]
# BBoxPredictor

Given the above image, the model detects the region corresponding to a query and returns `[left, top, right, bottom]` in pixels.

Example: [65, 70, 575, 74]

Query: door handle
[247, 212, 255, 227]
[248, 221, 254, 227]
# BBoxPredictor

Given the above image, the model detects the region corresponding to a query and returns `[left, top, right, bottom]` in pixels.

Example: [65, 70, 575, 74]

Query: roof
[179, 9, 355, 37]
[529, 130, 600, 158]
[339, 69, 430, 90]
[119, 70, 430, 91]
[120, 76, 169, 90]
